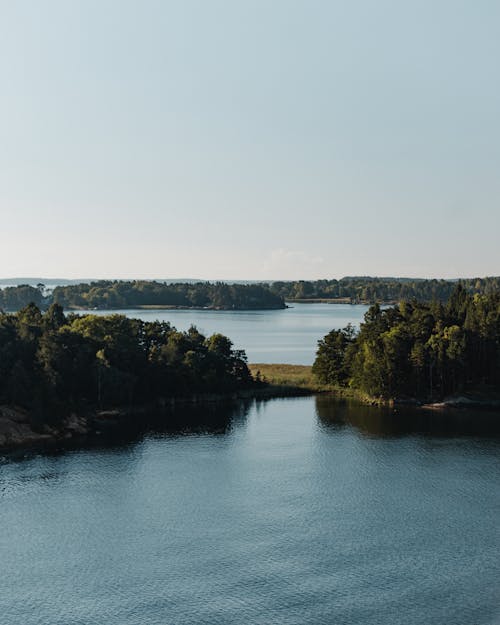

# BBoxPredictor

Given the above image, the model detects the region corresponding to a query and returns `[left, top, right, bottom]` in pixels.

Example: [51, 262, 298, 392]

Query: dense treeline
[0, 281, 285, 311]
[3, 277, 500, 311]
[0, 284, 45, 310]
[52, 281, 285, 310]
[0, 304, 253, 423]
[313, 286, 500, 401]
[271, 276, 500, 303]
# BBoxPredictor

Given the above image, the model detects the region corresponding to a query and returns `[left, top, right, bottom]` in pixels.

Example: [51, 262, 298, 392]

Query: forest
[2, 277, 500, 311]
[52, 281, 286, 309]
[0, 281, 283, 311]
[0, 304, 253, 424]
[271, 276, 500, 303]
[0, 284, 45, 310]
[313, 286, 500, 401]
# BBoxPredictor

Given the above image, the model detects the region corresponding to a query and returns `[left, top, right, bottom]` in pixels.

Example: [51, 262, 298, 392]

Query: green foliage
[51, 281, 285, 310]
[0, 284, 45, 310]
[271, 276, 500, 303]
[0, 306, 253, 422]
[2, 277, 500, 311]
[313, 288, 500, 400]
[312, 324, 355, 386]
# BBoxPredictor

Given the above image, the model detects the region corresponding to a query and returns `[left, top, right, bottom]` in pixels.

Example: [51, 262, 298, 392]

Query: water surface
[1, 397, 499, 625]
[79, 303, 369, 365]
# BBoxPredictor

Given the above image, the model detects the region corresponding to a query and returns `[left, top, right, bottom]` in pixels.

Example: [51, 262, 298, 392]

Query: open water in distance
[1, 396, 499, 625]
[78, 303, 369, 365]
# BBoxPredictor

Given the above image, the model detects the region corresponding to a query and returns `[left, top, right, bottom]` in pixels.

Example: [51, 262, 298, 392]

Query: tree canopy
[0, 281, 285, 311]
[271, 276, 500, 303]
[313, 286, 500, 400]
[52, 281, 285, 310]
[0, 304, 253, 424]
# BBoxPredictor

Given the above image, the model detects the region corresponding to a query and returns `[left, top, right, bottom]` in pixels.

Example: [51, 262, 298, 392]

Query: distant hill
[0, 275, 480, 289]
[340, 276, 429, 283]
[0, 277, 275, 288]
[0, 278, 94, 287]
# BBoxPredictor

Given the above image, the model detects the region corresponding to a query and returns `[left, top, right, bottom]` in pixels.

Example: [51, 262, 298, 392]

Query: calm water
[1, 397, 499, 625]
[81, 303, 369, 365]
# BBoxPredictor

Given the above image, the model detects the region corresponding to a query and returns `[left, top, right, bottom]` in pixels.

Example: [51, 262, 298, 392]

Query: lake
[77, 303, 370, 365]
[1, 396, 499, 625]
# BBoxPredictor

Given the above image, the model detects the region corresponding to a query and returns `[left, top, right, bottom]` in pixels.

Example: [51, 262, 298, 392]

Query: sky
[0, 0, 499, 281]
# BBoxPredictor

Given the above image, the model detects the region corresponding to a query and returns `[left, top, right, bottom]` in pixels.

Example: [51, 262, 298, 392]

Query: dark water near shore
[1, 396, 499, 625]
[81, 302, 369, 365]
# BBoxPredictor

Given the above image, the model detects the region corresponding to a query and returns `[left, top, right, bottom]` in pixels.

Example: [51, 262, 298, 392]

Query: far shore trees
[271, 276, 500, 303]
[0, 281, 285, 311]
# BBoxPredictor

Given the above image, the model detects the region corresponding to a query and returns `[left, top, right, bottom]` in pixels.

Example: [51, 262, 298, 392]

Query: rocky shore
[2, 385, 497, 456]
[421, 394, 500, 410]
[0, 406, 90, 452]
[0, 385, 311, 455]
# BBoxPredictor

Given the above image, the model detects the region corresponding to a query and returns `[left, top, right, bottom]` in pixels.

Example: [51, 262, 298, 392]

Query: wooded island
[0, 281, 286, 311]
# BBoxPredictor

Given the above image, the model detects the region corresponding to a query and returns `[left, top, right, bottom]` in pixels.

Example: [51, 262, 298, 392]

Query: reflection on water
[316, 395, 500, 438]
[0, 400, 254, 466]
[113, 399, 254, 438]
[1, 396, 499, 625]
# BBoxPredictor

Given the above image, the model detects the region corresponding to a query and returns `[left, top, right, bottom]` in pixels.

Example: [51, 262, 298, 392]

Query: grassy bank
[249, 363, 386, 404]
[250, 365, 500, 409]
[249, 363, 323, 391]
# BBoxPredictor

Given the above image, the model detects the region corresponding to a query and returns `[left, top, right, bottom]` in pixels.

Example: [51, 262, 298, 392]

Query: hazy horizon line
[1, 274, 499, 284]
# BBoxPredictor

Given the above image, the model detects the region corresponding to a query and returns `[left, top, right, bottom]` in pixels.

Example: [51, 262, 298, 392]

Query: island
[0, 280, 286, 311]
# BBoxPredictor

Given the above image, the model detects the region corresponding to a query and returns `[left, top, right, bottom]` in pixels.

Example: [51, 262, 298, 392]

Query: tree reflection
[315, 395, 500, 438]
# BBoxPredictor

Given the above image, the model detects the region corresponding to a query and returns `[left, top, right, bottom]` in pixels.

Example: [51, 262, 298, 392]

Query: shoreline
[285, 298, 397, 305]
[62, 304, 287, 311]
[0, 385, 312, 455]
[2, 365, 498, 456]
[249, 364, 500, 409]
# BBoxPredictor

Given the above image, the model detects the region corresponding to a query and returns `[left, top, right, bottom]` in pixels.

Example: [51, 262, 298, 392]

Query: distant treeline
[0, 304, 253, 424]
[2, 277, 500, 312]
[0, 281, 285, 311]
[271, 276, 500, 303]
[0, 285, 45, 311]
[313, 286, 500, 401]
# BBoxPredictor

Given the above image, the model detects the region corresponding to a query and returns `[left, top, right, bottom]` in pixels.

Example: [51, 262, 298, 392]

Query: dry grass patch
[248, 363, 324, 391]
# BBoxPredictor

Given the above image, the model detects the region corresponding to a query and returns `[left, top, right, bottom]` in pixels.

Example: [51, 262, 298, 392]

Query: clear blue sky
[1, 0, 499, 280]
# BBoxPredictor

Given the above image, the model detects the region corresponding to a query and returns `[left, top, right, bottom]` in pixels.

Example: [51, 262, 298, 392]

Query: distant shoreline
[62, 304, 288, 311]
[64, 300, 381, 311]
[285, 298, 396, 305]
